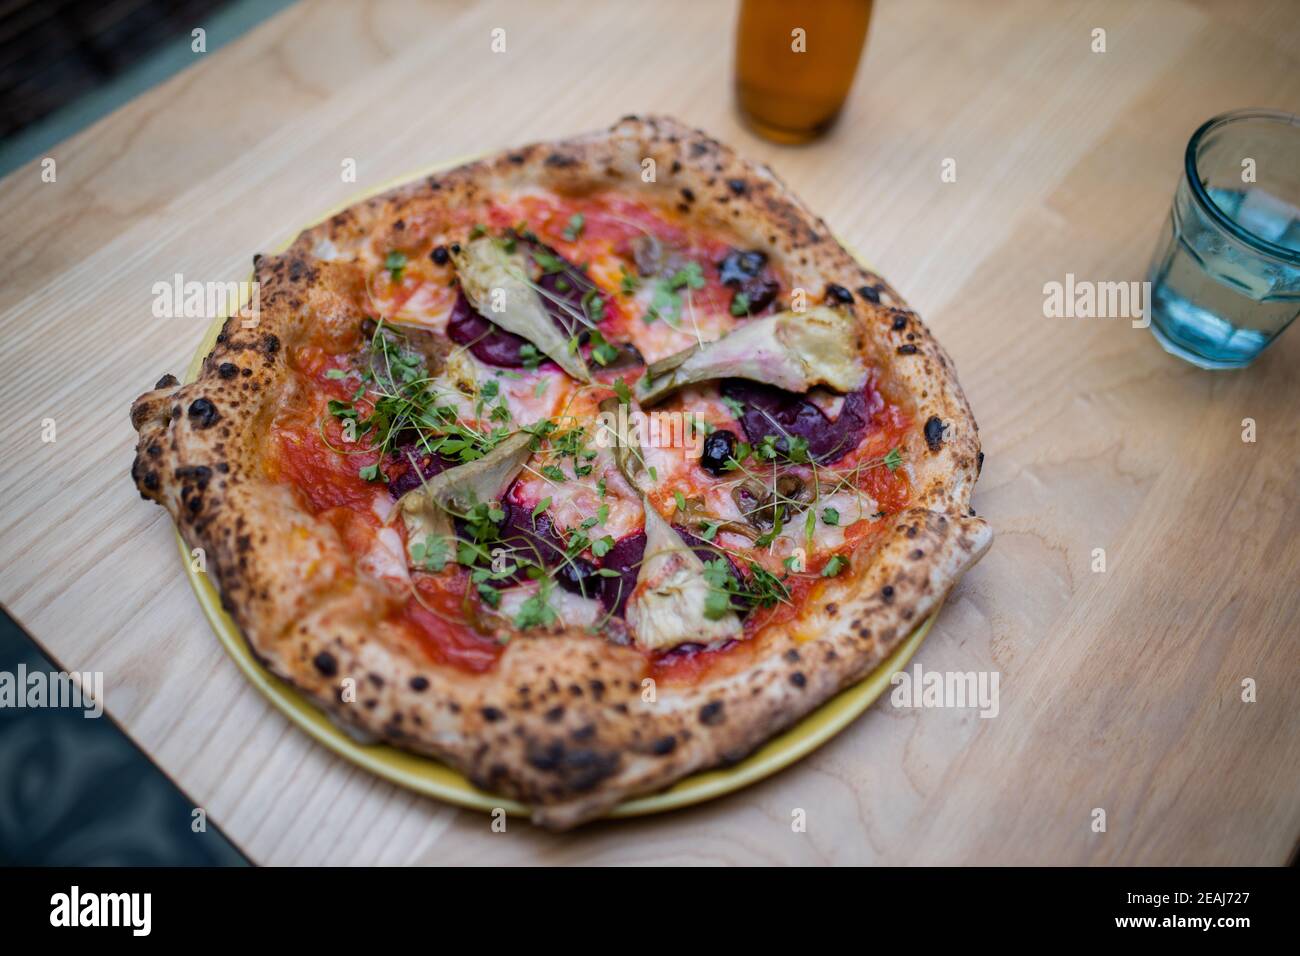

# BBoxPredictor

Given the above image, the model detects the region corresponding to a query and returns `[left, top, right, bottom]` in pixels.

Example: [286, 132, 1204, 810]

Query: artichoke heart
[450, 237, 590, 381]
[626, 503, 742, 651]
[598, 395, 740, 649]
[637, 306, 865, 406]
[395, 431, 533, 562]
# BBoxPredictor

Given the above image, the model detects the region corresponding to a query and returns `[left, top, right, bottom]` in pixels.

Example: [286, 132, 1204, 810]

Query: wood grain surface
[1, 0, 1297, 865]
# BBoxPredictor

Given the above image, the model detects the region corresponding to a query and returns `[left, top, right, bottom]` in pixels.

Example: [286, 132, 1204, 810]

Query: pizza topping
[385, 443, 454, 498]
[698, 429, 737, 476]
[450, 236, 591, 381]
[636, 306, 866, 406]
[446, 291, 537, 368]
[625, 502, 742, 651]
[717, 248, 779, 315]
[629, 234, 664, 276]
[721, 377, 882, 465]
[597, 394, 741, 649]
[327, 320, 516, 490]
[397, 430, 533, 561]
[555, 554, 600, 599]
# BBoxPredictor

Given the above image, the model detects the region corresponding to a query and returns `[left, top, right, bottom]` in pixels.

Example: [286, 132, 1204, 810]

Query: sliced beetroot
[596, 531, 645, 617]
[556, 555, 600, 599]
[446, 291, 534, 368]
[721, 378, 883, 465]
[385, 444, 454, 498]
[491, 500, 569, 585]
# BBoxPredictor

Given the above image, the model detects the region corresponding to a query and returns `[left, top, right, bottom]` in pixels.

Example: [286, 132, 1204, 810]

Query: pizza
[129, 116, 992, 829]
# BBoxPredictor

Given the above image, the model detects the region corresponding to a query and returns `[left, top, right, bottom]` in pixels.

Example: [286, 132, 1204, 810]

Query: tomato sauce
[403, 574, 504, 672]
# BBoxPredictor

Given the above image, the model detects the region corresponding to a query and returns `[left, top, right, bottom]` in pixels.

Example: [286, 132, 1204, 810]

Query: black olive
[556, 557, 599, 598]
[700, 429, 737, 476]
[717, 248, 767, 286]
[430, 245, 450, 265]
[825, 283, 854, 304]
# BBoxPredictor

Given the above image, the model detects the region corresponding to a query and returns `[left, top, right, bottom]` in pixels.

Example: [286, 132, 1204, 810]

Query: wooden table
[2, 0, 1297, 866]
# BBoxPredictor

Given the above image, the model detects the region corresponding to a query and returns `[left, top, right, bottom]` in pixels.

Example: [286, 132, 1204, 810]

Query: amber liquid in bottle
[734, 0, 873, 144]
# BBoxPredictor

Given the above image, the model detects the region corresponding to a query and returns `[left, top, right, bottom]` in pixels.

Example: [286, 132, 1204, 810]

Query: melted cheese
[619, 282, 739, 363]
[357, 493, 409, 585]
[496, 581, 605, 629]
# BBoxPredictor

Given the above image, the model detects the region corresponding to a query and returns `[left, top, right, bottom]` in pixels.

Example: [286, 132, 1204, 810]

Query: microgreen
[384, 250, 407, 283]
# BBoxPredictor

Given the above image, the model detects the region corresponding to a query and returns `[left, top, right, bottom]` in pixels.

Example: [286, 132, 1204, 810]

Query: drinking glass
[734, 0, 873, 144]
[1146, 109, 1300, 368]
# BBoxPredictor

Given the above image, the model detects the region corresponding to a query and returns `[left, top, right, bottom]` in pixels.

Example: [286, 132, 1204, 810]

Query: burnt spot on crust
[881, 585, 896, 603]
[187, 398, 220, 429]
[859, 284, 882, 304]
[175, 464, 212, 490]
[313, 651, 338, 677]
[726, 177, 748, 196]
[481, 706, 504, 723]
[891, 312, 908, 331]
[651, 735, 677, 755]
[544, 705, 565, 723]
[217, 362, 239, 380]
[824, 283, 854, 304]
[699, 701, 725, 726]
[790, 672, 807, 688]
[524, 739, 620, 792]
[544, 152, 577, 168]
[977, 450, 985, 475]
[897, 343, 918, 355]
[409, 676, 429, 692]
[154, 374, 179, 390]
[924, 416, 946, 451]
[262, 334, 280, 355]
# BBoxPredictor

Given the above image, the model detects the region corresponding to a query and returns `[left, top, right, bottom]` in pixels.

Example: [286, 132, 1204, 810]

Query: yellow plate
[176, 154, 938, 820]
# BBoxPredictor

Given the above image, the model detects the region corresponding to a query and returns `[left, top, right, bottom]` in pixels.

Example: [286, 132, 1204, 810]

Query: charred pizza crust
[129, 116, 992, 829]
